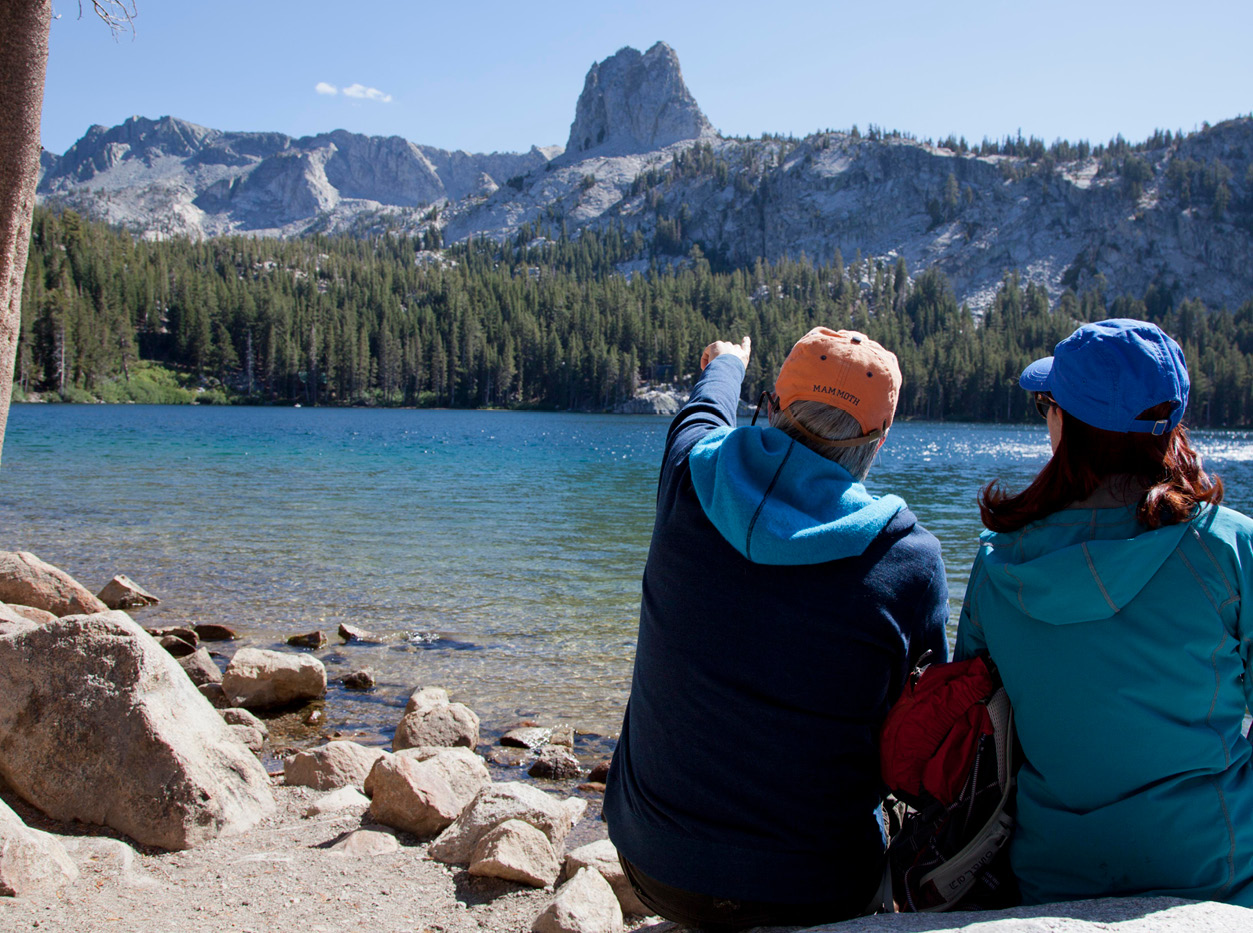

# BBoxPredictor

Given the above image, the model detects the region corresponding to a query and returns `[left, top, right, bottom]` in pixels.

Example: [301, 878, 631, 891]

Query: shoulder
[879, 508, 945, 569]
[1191, 503, 1253, 544]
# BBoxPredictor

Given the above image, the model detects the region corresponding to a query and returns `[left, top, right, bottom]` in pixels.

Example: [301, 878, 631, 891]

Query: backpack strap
[915, 689, 1016, 910]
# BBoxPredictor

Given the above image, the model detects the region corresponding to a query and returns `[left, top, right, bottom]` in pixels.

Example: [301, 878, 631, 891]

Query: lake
[3, 405, 1252, 746]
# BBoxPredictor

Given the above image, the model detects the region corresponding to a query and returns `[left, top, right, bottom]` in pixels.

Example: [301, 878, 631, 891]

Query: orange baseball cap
[775, 327, 901, 437]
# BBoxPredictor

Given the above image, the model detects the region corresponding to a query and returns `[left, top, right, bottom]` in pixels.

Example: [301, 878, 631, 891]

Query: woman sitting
[956, 317, 1253, 906]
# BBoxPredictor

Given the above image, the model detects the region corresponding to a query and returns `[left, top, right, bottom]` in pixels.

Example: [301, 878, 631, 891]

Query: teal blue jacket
[956, 502, 1253, 907]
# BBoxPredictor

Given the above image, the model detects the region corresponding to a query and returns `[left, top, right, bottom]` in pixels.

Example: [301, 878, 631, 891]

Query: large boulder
[284, 741, 387, 791]
[470, 819, 561, 888]
[429, 782, 587, 865]
[97, 574, 160, 611]
[365, 755, 462, 836]
[403, 685, 449, 716]
[393, 702, 479, 750]
[221, 647, 326, 708]
[0, 798, 78, 897]
[533, 867, 624, 933]
[564, 840, 647, 916]
[0, 551, 106, 616]
[0, 610, 275, 850]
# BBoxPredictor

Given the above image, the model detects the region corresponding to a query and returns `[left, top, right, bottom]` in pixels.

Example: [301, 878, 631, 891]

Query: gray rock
[97, 574, 159, 611]
[529, 747, 582, 781]
[341, 668, 376, 690]
[221, 647, 327, 708]
[2, 603, 56, 625]
[178, 647, 222, 686]
[303, 786, 370, 818]
[158, 634, 197, 658]
[338, 623, 378, 643]
[566, 42, 714, 156]
[0, 797, 78, 897]
[219, 707, 267, 736]
[284, 741, 388, 791]
[229, 724, 265, 755]
[391, 746, 490, 811]
[564, 839, 646, 916]
[287, 630, 326, 649]
[549, 724, 575, 748]
[470, 818, 561, 888]
[402, 685, 449, 716]
[501, 726, 551, 749]
[533, 867, 624, 933]
[394, 702, 479, 750]
[808, 897, 1253, 932]
[365, 755, 462, 836]
[328, 828, 399, 858]
[0, 551, 107, 616]
[0, 610, 274, 850]
[428, 782, 587, 866]
[194, 623, 237, 641]
[199, 682, 229, 708]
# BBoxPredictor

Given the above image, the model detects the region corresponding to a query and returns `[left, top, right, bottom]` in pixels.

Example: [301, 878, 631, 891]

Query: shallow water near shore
[3, 405, 1253, 748]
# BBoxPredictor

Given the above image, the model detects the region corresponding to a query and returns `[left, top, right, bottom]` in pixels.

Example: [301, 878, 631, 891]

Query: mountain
[37, 43, 1253, 312]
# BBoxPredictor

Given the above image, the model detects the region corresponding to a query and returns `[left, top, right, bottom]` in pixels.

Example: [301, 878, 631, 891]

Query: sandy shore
[0, 781, 654, 933]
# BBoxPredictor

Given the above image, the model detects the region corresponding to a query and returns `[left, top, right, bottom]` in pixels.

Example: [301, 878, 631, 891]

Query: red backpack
[879, 654, 1018, 912]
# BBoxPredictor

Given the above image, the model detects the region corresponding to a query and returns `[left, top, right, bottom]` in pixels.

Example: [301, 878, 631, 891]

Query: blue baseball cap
[1019, 319, 1189, 435]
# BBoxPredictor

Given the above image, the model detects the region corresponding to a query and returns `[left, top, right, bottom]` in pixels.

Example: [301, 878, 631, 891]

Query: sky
[40, 0, 1253, 157]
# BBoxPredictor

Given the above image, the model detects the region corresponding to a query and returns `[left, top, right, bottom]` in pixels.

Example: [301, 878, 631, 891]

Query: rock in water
[529, 747, 582, 780]
[533, 867, 624, 933]
[221, 647, 327, 708]
[194, 623, 237, 641]
[0, 551, 107, 616]
[470, 819, 561, 888]
[0, 797, 78, 897]
[394, 702, 480, 749]
[97, 574, 160, 611]
[0, 610, 275, 850]
[565, 42, 713, 156]
[341, 669, 376, 690]
[287, 630, 326, 649]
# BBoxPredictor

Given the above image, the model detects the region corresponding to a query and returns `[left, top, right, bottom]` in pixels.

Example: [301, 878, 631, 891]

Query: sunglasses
[1034, 392, 1058, 419]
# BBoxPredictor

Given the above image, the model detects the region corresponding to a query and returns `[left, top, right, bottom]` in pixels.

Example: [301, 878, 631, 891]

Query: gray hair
[769, 400, 881, 480]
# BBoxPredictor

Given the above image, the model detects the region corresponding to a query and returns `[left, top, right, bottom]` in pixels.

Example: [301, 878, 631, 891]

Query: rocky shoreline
[0, 550, 1251, 932]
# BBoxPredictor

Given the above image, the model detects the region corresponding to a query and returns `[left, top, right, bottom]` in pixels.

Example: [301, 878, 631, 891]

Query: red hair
[980, 403, 1223, 533]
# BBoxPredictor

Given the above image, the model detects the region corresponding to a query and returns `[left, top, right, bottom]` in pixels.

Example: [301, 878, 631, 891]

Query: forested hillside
[17, 206, 1253, 425]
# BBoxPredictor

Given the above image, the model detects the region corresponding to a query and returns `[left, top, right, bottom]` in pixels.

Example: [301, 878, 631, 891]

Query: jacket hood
[977, 507, 1191, 624]
[688, 426, 907, 565]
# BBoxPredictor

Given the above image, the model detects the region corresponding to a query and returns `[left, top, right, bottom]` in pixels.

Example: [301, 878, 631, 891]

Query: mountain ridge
[35, 45, 1253, 312]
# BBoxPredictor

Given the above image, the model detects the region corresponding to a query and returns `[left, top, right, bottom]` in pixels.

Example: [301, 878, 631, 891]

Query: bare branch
[75, 0, 137, 36]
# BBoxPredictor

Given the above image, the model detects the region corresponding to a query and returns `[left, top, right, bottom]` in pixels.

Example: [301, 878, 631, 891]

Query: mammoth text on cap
[813, 384, 860, 406]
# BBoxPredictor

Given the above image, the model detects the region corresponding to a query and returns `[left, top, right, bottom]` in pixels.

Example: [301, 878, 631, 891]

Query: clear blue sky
[41, 0, 1253, 157]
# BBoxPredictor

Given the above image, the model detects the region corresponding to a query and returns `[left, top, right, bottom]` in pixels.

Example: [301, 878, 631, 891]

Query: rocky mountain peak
[565, 42, 714, 157]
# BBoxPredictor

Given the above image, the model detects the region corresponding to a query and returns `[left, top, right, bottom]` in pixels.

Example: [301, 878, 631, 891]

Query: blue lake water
[3, 405, 1252, 743]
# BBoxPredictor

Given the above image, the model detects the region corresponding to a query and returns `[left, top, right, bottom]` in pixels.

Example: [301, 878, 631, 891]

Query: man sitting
[604, 328, 949, 927]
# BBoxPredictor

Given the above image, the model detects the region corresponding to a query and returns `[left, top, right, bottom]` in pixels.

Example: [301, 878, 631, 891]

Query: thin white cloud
[315, 82, 338, 96]
[342, 83, 393, 104]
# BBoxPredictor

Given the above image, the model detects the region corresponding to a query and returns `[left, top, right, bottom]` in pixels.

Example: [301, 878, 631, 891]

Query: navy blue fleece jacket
[604, 354, 949, 905]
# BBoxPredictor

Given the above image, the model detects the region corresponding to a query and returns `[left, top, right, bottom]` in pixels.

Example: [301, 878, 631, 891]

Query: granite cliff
[37, 43, 1253, 312]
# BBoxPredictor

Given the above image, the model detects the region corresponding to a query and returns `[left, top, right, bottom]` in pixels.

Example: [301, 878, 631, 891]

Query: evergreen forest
[17, 206, 1253, 426]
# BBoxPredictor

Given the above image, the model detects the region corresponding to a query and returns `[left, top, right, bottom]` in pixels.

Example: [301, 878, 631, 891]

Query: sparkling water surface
[3, 405, 1251, 744]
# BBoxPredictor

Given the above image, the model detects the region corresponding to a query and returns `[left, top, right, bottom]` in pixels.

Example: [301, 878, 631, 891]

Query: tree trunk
[0, 0, 51, 464]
